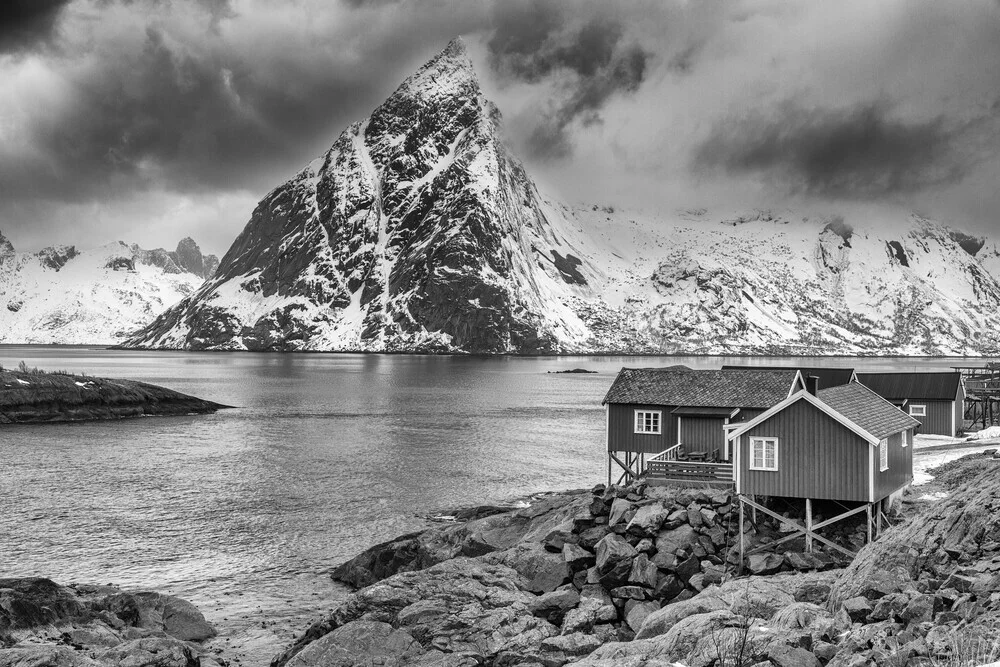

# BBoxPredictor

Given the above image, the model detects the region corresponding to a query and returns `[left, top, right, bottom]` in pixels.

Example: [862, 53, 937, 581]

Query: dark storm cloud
[1, 24, 377, 201]
[488, 4, 650, 158]
[694, 103, 982, 197]
[0, 0, 71, 53]
[0, 1, 488, 205]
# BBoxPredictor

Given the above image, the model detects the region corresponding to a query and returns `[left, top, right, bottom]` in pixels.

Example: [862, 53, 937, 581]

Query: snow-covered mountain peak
[120, 41, 1000, 355]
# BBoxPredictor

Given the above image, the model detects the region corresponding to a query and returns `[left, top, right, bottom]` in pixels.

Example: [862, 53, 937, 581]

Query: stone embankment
[0, 369, 228, 423]
[277, 454, 1000, 666]
[0, 578, 221, 666]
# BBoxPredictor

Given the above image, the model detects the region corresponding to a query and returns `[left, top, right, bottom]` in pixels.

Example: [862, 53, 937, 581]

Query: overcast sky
[1, 0, 998, 255]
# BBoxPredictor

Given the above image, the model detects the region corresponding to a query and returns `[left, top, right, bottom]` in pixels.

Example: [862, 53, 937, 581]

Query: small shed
[856, 372, 964, 436]
[601, 367, 804, 484]
[725, 381, 920, 557]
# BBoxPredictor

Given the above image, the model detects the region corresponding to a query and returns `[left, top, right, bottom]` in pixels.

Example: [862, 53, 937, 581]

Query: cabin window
[634, 410, 661, 434]
[879, 439, 889, 471]
[903, 429, 912, 447]
[749, 437, 778, 471]
[909, 404, 926, 417]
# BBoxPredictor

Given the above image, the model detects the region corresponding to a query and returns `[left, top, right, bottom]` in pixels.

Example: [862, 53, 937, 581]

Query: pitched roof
[817, 382, 921, 439]
[855, 372, 962, 401]
[721, 365, 855, 390]
[602, 368, 799, 409]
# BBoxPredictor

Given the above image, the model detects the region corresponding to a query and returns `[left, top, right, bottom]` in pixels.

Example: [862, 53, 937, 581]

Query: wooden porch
[643, 444, 734, 487]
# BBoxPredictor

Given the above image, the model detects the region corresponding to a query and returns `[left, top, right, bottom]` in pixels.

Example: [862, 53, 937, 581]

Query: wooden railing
[652, 444, 683, 462]
[645, 459, 734, 484]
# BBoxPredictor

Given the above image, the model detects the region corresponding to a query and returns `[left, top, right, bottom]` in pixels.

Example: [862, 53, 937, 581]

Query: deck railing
[645, 458, 734, 484]
[652, 444, 683, 462]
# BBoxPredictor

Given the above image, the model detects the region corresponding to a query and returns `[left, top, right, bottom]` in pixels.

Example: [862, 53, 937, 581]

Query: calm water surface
[0, 347, 986, 663]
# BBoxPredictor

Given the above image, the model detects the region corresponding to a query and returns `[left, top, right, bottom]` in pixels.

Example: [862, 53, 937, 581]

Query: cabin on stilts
[725, 381, 920, 561]
[855, 372, 964, 437]
[602, 366, 805, 487]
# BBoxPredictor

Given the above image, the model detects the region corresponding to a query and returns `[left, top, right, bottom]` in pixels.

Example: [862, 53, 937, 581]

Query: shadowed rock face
[123, 38, 595, 354]
[0, 578, 216, 666]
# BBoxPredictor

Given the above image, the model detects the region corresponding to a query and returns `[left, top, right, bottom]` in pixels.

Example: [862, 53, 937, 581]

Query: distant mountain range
[0, 234, 217, 345]
[7, 39, 1000, 354]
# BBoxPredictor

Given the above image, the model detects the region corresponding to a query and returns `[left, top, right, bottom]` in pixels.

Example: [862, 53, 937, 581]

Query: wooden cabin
[721, 365, 857, 391]
[601, 367, 805, 484]
[856, 372, 964, 437]
[725, 381, 920, 557]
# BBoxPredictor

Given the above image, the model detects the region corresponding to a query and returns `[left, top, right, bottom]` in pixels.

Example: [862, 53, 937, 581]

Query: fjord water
[0, 347, 977, 661]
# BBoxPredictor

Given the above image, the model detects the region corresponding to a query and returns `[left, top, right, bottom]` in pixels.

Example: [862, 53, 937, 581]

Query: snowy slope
[0, 236, 217, 345]
[122, 39, 1000, 355]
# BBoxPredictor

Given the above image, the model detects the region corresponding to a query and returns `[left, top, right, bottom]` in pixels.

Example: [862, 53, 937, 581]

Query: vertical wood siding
[874, 430, 913, 501]
[740, 399, 870, 501]
[909, 400, 955, 436]
[608, 404, 677, 453]
[679, 417, 726, 457]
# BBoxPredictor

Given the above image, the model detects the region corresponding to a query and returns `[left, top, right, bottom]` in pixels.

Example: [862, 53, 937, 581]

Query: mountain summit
[123, 41, 1000, 355]
[124, 39, 596, 352]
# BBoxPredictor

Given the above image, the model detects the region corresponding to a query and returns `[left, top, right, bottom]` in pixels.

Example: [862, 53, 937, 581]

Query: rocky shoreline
[273, 453, 1000, 667]
[7, 454, 999, 666]
[0, 368, 228, 423]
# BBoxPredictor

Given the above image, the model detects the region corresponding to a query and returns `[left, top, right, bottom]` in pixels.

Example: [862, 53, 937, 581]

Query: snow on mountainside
[122, 39, 1000, 355]
[0, 235, 218, 345]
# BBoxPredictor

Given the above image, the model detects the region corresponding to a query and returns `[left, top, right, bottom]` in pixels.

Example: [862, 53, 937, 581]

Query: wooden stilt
[805, 499, 813, 553]
[866, 504, 873, 543]
[739, 495, 856, 558]
[738, 496, 745, 575]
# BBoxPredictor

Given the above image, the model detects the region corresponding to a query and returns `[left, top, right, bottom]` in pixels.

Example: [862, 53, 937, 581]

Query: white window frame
[634, 409, 662, 434]
[909, 404, 926, 417]
[902, 429, 911, 447]
[879, 438, 889, 471]
[749, 437, 778, 471]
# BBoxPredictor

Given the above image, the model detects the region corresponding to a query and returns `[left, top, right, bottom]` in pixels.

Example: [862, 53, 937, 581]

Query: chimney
[806, 375, 820, 396]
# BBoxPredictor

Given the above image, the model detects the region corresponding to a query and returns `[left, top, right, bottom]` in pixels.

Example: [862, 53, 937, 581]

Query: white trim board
[726, 389, 882, 446]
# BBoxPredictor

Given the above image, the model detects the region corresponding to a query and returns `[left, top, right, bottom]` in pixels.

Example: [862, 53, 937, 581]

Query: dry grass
[930, 631, 1000, 667]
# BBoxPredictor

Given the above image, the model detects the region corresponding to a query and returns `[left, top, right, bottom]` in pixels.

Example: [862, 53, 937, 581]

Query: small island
[0, 363, 228, 423]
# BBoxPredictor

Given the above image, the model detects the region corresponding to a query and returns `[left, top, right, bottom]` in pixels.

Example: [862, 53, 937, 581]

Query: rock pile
[0, 578, 220, 667]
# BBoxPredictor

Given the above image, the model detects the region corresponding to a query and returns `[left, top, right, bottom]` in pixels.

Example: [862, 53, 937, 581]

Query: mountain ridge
[92, 39, 1000, 355]
[0, 232, 218, 345]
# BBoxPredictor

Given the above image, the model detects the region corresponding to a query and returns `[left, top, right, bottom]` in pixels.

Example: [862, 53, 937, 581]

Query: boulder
[563, 543, 596, 570]
[483, 543, 569, 593]
[0, 646, 102, 667]
[539, 633, 603, 663]
[768, 644, 821, 667]
[655, 525, 697, 556]
[283, 621, 422, 667]
[96, 637, 203, 667]
[608, 499, 635, 526]
[627, 505, 670, 536]
[529, 589, 581, 625]
[653, 574, 685, 602]
[634, 596, 729, 639]
[674, 556, 701, 582]
[628, 554, 659, 588]
[127, 592, 216, 641]
[867, 592, 909, 622]
[561, 597, 617, 634]
[595, 534, 637, 586]
[624, 600, 660, 633]
[842, 596, 873, 622]
[747, 553, 783, 576]
[274, 559, 559, 667]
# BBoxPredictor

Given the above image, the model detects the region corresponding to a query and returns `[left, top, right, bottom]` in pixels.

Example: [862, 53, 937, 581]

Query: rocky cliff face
[123, 38, 597, 353]
[0, 233, 216, 345]
[123, 40, 1000, 355]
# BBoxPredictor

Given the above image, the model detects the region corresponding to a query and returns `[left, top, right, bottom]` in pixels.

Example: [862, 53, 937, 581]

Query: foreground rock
[0, 369, 228, 423]
[0, 578, 219, 666]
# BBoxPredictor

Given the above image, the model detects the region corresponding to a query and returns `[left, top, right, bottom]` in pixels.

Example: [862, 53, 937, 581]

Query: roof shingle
[721, 365, 854, 390]
[818, 382, 921, 439]
[855, 372, 962, 401]
[602, 368, 798, 409]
